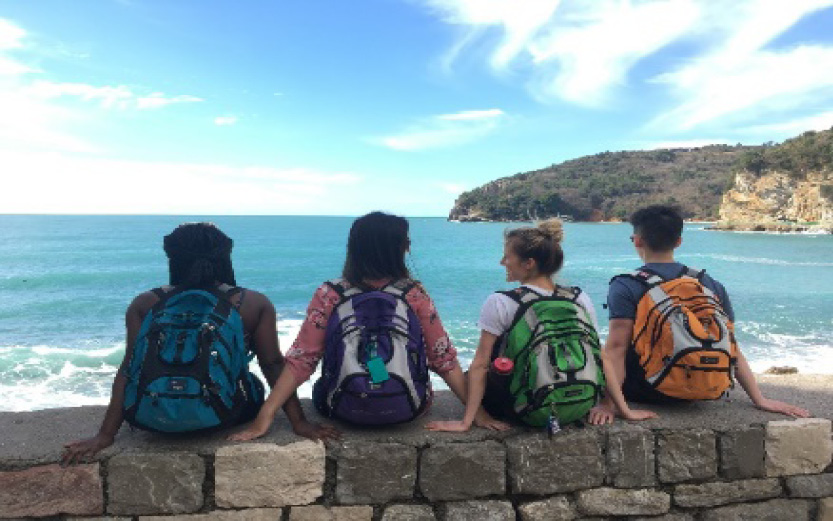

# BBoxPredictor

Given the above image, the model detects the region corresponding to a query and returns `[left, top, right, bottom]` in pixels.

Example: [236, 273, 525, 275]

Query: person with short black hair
[588, 206, 810, 423]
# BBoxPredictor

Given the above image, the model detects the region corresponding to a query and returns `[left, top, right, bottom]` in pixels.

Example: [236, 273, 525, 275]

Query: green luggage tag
[366, 339, 389, 384]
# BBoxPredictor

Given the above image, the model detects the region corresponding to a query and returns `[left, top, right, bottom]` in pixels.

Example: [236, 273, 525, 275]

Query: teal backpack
[122, 285, 264, 433]
[496, 286, 604, 427]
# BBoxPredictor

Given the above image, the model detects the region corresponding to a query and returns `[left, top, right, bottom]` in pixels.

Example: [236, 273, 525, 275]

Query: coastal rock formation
[716, 170, 833, 232]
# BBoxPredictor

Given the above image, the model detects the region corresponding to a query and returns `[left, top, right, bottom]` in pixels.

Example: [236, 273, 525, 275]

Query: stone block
[107, 453, 204, 515]
[699, 498, 812, 521]
[820, 498, 833, 521]
[70, 518, 131, 521]
[786, 473, 833, 497]
[576, 488, 670, 517]
[335, 442, 417, 504]
[443, 501, 515, 521]
[0, 464, 103, 518]
[215, 441, 325, 508]
[518, 496, 577, 521]
[719, 426, 765, 479]
[766, 418, 833, 476]
[657, 429, 717, 483]
[289, 506, 373, 521]
[381, 504, 436, 521]
[139, 509, 282, 521]
[507, 431, 604, 495]
[631, 515, 694, 521]
[419, 441, 505, 500]
[673, 478, 782, 507]
[606, 424, 655, 487]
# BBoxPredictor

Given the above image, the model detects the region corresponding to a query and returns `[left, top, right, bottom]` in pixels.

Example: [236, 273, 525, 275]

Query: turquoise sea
[1, 215, 831, 411]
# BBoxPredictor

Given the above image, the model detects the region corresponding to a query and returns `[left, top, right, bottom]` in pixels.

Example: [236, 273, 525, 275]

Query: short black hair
[163, 222, 236, 288]
[342, 212, 411, 286]
[630, 205, 683, 251]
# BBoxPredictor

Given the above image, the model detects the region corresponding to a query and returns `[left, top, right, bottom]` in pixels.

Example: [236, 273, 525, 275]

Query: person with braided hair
[427, 219, 655, 433]
[62, 223, 337, 465]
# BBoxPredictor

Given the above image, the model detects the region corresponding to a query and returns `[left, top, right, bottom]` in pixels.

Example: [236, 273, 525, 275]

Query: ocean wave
[684, 253, 833, 267]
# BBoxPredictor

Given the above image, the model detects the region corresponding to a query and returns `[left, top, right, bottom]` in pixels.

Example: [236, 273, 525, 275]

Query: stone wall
[1, 414, 832, 520]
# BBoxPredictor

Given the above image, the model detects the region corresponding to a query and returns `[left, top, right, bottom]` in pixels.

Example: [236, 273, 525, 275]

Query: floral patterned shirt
[284, 278, 459, 385]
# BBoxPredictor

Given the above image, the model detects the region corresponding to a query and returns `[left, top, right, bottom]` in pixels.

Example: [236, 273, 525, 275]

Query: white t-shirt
[478, 284, 600, 336]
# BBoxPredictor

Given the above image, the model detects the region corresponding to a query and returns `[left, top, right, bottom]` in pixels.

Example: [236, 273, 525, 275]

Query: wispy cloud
[739, 111, 833, 137]
[438, 182, 466, 194]
[29, 80, 203, 110]
[375, 108, 506, 151]
[421, 1, 833, 128]
[214, 116, 238, 126]
[0, 18, 202, 153]
[0, 149, 362, 214]
[643, 139, 731, 150]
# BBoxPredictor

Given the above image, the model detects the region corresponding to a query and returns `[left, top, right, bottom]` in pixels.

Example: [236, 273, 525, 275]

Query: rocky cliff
[715, 129, 833, 233]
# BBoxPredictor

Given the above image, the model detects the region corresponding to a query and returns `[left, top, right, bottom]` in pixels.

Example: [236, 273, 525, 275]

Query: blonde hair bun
[537, 218, 564, 244]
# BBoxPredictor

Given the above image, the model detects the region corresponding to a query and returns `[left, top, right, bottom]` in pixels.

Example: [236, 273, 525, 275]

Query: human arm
[589, 318, 657, 424]
[62, 293, 151, 465]
[734, 350, 810, 417]
[230, 285, 338, 441]
[426, 330, 510, 432]
[248, 293, 338, 441]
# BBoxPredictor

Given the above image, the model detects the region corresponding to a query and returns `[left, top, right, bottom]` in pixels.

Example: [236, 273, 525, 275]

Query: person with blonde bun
[428, 219, 652, 432]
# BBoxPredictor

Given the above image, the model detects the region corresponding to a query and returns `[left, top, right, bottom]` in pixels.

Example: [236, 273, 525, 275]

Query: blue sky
[1, 0, 832, 215]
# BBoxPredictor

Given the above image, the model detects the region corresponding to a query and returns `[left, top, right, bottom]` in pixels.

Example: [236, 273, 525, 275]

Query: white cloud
[376, 108, 506, 151]
[422, 0, 833, 125]
[739, 111, 833, 136]
[438, 182, 466, 194]
[643, 139, 731, 150]
[0, 18, 203, 154]
[0, 149, 362, 214]
[214, 115, 238, 126]
[28, 80, 203, 110]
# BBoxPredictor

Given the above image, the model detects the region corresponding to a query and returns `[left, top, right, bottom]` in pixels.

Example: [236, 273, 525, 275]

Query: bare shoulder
[127, 290, 162, 318]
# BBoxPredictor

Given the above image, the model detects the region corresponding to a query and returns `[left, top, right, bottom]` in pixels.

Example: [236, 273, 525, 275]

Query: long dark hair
[342, 212, 411, 286]
[163, 222, 236, 288]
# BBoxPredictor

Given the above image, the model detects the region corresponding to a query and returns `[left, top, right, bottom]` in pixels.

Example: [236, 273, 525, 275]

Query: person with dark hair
[62, 223, 336, 464]
[229, 211, 500, 440]
[589, 205, 809, 423]
[427, 219, 652, 433]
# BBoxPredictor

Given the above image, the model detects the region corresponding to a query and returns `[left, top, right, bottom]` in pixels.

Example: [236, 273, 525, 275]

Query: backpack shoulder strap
[554, 285, 581, 302]
[326, 278, 363, 301]
[497, 286, 540, 305]
[609, 270, 664, 288]
[383, 278, 418, 299]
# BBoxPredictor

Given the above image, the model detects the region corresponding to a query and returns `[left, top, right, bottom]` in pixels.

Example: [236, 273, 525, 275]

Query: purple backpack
[312, 278, 430, 425]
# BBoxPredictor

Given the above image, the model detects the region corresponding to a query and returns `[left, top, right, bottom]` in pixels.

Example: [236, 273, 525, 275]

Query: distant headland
[449, 128, 833, 233]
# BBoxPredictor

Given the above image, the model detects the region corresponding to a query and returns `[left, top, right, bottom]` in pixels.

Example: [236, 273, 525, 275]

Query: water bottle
[488, 356, 514, 390]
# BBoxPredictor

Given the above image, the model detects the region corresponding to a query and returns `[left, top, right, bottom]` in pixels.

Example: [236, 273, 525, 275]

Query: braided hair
[163, 222, 236, 288]
[505, 218, 565, 276]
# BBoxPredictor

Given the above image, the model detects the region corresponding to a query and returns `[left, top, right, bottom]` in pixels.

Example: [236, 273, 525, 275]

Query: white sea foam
[684, 253, 833, 267]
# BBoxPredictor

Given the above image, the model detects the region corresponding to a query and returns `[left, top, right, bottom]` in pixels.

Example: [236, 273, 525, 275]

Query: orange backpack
[625, 267, 738, 400]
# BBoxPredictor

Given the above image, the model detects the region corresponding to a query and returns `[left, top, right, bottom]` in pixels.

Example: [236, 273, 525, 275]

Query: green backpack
[496, 286, 605, 427]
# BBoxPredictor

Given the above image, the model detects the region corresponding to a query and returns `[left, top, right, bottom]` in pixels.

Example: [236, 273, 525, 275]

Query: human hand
[755, 398, 810, 418]
[61, 433, 114, 466]
[424, 420, 471, 433]
[587, 404, 616, 425]
[227, 414, 272, 441]
[292, 420, 341, 442]
[619, 407, 659, 421]
[473, 410, 511, 431]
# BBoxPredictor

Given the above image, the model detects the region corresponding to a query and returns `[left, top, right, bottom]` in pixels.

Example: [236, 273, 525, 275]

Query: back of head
[505, 218, 565, 276]
[164, 222, 236, 288]
[343, 211, 410, 286]
[629, 205, 683, 252]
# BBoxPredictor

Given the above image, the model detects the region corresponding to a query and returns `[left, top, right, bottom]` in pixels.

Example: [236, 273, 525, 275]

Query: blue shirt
[607, 262, 735, 322]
